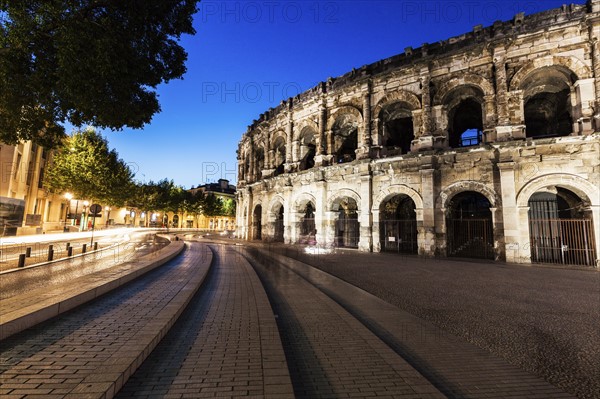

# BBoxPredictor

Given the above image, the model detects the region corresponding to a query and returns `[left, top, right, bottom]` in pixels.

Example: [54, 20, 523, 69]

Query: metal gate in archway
[446, 218, 493, 259]
[381, 219, 418, 254]
[528, 190, 596, 266]
[446, 191, 494, 260]
[529, 219, 596, 266]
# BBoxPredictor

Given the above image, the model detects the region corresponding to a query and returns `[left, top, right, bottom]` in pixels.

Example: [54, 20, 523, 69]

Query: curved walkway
[117, 244, 293, 398]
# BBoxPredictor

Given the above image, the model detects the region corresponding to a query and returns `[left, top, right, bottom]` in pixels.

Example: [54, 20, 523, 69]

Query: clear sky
[95, 0, 584, 189]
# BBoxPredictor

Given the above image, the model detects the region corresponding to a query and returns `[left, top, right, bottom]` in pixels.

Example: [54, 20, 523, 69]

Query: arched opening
[273, 137, 286, 176]
[273, 204, 284, 242]
[332, 114, 358, 163]
[172, 214, 179, 228]
[379, 102, 414, 155]
[334, 198, 359, 248]
[380, 195, 418, 254]
[446, 191, 493, 259]
[298, 127, 316, 171]
[528, 188, 596, 266]
[299, 202, 316, 244]
[448, 96, 484, 148]
[255, 148, 265, 181]
[162, 215, 168, 228]
[253, 205, 262, 240]
[521, 67, 576, 138]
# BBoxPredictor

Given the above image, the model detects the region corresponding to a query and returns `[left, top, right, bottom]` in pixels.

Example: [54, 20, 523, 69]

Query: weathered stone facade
[236, 1, 600, 266]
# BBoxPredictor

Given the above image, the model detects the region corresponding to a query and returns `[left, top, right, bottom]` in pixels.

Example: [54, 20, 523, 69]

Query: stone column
[483, 94, 497, 142]
[358, 171, 372, 252]
[419, 163, 437, 257]
[506, 90, 526, 139]
[314, 181, 328, 247]
[574, 79, 596, 134]
[497, 161, 521, 263]
[413, 73, 434, 151]
[590, 9, 600, 129]
[283, 185, 293, 244]
[357, 82, 372, 160]
[286, 116, 294, 163]
[371, 209, 381, 252]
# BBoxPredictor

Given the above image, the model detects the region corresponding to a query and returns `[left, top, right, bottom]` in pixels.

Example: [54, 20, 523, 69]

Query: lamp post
[105, 206, 111, 228]
[64, 192, 73, 232]
[82, 200, 89, 231]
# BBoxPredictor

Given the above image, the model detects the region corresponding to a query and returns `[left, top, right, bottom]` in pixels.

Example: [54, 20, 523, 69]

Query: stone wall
[236, 1, 600, 266]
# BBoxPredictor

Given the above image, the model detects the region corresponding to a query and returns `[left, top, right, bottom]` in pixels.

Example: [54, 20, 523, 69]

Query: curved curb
[0, 235, 185, 341]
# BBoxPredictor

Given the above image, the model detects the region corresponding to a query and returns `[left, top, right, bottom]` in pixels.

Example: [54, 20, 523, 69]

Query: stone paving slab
[243, 247, 446, 399]
[117, 244, 294, 399]
[0, 241, 212, 399]
[247, 246, 576, 399]
[0, 235, 182, 340]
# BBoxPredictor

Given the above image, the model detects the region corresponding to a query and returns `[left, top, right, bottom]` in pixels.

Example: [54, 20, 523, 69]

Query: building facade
[0, 142, 65, 236]
[236, 1, 600, 266]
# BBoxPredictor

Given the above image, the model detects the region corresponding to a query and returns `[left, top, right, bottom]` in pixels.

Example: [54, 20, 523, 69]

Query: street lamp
[105, 206, 111, 227]
[82, 200, 89, 231]
[64, 192, 73, 232]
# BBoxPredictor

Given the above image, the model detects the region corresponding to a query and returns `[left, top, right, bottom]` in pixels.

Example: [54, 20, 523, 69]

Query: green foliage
[222, 198, 236, 217]
[44, 127, 134, 206]
[0, 0, 198, 147]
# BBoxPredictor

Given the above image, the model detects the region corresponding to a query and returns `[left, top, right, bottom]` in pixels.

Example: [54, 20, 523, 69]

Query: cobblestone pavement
[0, 241, 211, 399]
[243, 247, 445, 398]
[117, 243, 293, 399]
[263, 244, 599, 399]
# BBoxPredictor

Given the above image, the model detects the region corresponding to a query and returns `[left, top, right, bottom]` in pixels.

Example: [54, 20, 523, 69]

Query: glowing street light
[64, 192, 73, 232]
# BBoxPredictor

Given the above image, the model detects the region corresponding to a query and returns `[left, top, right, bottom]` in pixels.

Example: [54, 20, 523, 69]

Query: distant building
[0, 142, 65, 236]
[170, 179, 237, 230]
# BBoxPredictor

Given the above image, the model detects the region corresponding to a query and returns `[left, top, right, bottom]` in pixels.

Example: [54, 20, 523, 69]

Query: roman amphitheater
[236, 0, 600, 266]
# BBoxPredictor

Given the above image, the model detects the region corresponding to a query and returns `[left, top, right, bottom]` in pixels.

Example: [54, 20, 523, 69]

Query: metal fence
[529, 218, 597, 266]
[446, 218, 494, 259]
[380, 219, 418, 254]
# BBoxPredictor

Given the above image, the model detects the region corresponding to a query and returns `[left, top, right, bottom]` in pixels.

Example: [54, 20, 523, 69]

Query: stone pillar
[286, 117, 294, 163]
[412, 73, 434, 151]
[358, 172, 372, 252]
[497, 161, 521, 263]
[357, 82, 372, 160]
[248, 139, 255, 183]
[372, 209, 381, 252]
[283, 186, 293, 244]
[494, 53, 509, 126]
[505, 90, 526, 139]
[314, 181, 328, 247]
[419, 165, 437, 257]
[592, 35, 600, 130]
[483, 94, 497, 142]
[574, 79, 596, 134]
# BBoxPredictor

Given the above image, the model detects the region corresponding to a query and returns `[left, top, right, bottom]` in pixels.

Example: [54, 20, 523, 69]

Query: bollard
[25, 247, 32, 257]
[68, 246, 73, 257]
[93, 242, 98, 251]
[48, 249, 54, 262]
[18, 254, 26, 267]
[82, 244, 87, 253]
[66, 242, 70, 250]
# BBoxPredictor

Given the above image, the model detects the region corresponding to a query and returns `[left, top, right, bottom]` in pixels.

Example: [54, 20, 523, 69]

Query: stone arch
[433, 73, 494, 106]
[516, 174, 599, 208]
[326, 105, 363, 131]
[328, 189, 362, 212]
[292, 192, 317, 210]
[270, 129, 287, 149]
[372, 90, 421, 117]
[294, 118, 319, 142]
[296, 125, 318, 170]
[327, 106, 363, 163]
[267, 195, 286, 216]
[372, 185, 424, 212]
[509, 56, 592, 92]
[437, 181, 501, 211]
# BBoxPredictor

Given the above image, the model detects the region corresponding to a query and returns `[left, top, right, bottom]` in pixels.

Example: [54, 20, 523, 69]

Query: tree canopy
[0, 0, 198, 147]
[44, 127, 134, 206]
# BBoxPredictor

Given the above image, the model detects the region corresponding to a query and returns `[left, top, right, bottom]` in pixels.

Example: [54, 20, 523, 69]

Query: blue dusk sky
[94, 0, 584, 188]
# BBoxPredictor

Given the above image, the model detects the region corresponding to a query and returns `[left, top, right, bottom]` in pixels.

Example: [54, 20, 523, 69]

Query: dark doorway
[380, 195, 418, 254]
[274, 205, 284, 242]
[335, 198, 359, 248]
[253, 205, 262, 240]
[446, 191, 494, 259]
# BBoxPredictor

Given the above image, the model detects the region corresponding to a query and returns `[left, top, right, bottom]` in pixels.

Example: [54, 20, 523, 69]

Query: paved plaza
[0, 234, 597, 398]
